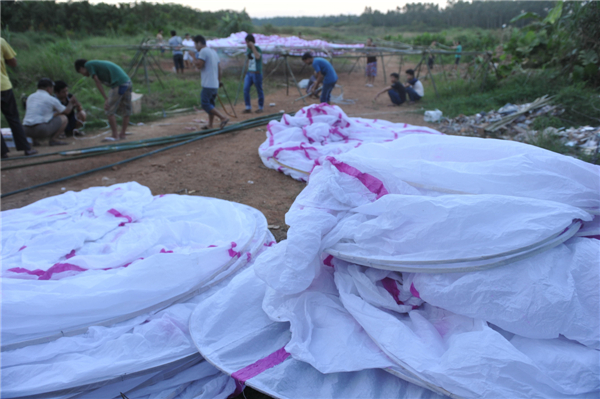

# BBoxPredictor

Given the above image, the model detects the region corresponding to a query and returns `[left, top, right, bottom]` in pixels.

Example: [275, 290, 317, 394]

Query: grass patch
[421, 69, 600, 128]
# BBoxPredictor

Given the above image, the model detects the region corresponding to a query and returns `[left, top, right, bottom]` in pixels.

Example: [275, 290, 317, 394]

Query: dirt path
[1, 60, 439, 241]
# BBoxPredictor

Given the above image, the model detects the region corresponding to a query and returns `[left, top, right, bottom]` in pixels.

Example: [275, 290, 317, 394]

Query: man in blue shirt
[302, 52, 338, 104]
[168, 30, 184, 74]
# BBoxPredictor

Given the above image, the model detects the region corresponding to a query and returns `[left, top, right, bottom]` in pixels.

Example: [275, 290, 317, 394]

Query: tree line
[254, 1, 557, 30]
[0, 1, 253, 36]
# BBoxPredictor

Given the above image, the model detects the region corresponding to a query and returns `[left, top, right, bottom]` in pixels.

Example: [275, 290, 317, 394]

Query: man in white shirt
[22, 78, 76, 146]
[182, 34, 196, 70]
[404, 69, 424, 103]
[194, 35, 228, 129]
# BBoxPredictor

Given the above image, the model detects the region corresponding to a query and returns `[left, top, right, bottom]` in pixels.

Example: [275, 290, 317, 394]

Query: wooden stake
[380, 51, 386, 84]
[426, 57, 439, 99]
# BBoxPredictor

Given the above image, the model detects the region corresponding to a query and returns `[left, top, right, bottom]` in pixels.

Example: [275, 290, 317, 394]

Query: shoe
[49, 140, 69, 146]
[24, 149, 38, 156]
[1, 153, 8, 159]
[242, 109, 252, 114]
[255, 109, 264, 114]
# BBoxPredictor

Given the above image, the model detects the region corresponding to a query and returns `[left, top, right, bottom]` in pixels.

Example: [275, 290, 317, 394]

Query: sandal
[220, 119, 229, 129]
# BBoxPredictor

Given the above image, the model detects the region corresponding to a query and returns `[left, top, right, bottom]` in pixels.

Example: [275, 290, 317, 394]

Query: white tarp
[197, 135, 599, 398]
[258, 103, 442, 181]
[1, 183, 274, 398]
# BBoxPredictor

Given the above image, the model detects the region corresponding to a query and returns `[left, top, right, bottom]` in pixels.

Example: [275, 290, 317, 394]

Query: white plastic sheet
[250, 135, 600, 398]
[258, 103, 442, 181]
[1, 183, 274, 398]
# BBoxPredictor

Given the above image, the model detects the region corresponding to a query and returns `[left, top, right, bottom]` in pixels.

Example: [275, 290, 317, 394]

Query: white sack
[258, 103, 442, 181]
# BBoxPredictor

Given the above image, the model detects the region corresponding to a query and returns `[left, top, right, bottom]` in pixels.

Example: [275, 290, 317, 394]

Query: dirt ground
[1, 59, 438, 242]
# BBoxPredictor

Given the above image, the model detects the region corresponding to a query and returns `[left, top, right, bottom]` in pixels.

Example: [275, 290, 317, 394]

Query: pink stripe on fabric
[273, 144, 317, 161]
[302, 127, 314, 144]
[7, 267, 45, 277]
[326, 156, 389, 200]
[65, 250, 76, 259]
[323, 254, 334, 267]
[232, 346, 290, 384]
[307, 108, 314, 124]
[264, 240, 276, 247]
[38, 263, 87, 280]
[107, 209, 133, 224]
[382, 277, 404, 305]
[18, 246, 27, 251]
[160, 248, 173, 253]
[246, 252, 252, 262]
[228, 242, 240, 258]
[410, 283, 421, 299]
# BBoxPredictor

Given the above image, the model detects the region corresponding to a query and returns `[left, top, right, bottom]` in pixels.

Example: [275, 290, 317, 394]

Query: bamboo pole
[425, 57, 439, 99]
[234, 57, 247, 106]
[285, 55, 289, 96]
[380, 51, 387, 85]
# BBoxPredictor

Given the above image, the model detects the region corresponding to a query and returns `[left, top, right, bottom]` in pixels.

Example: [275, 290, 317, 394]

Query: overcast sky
[85, 0, 450, 18]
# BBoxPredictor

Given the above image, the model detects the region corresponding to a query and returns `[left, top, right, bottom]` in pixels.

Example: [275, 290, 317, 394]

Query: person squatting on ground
[302, 52, 338, 105]
[405, 69, 424, 103]
[243, 34, 264, 114]
[22, 78, 77, 146]
[182, 34, 196, 70]
[169, 30, 184, 74]
[194, 35, 229, 130]
[365, 38, 377, 87]
[373, 73, 407, 106]
[54, 80, 87, 137]
[1, 38, 37, 158]
[75, 59, 132, 140]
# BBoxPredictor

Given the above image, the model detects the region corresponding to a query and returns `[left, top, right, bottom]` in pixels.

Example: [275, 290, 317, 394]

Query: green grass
[1, 29, 251, 131]
[421, 69, 600, 128]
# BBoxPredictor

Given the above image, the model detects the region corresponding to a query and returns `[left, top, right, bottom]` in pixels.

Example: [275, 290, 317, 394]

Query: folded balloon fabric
[1, 182, 275, 399]
[195, 134, 599, 399]
[259, 103, 442, 181]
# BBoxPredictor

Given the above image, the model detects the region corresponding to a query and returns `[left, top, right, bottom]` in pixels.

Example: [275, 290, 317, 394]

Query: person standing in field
[74, 59, 132, 140]
[1, 38, 37, 158]
[453, 41, 462, 70]
[169, 30, 184, 74]
[301, 52, 338, 105]
[365, 38, 377, 87]
[242, 34, 264, 114]
[22, 78, 77, 146]
[182, 33, 196, 70]
[373, 73, 406, 106]
[193, 35, 229, 130]
[156, 29, 165, 54]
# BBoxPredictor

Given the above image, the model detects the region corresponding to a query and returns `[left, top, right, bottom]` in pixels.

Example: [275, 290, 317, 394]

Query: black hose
[1, 114, 282, 198]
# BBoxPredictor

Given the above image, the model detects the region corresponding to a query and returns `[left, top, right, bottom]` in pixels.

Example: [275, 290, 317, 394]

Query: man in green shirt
[75, 59, 132, 140]
[242, 34, 264, 114]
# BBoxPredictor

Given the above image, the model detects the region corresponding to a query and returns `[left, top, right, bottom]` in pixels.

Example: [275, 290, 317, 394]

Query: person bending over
[373, 73, 406, 106]
[302, 52, 338, 105]
[54, 80, 86, 137]
[404, 69, 424, 103]
[169, 30, 184, 74]
[243, 34, 264, 114]
[75, 59, 132, 140]
[194, 35, 229, 129]
[22, 78, 76, 146]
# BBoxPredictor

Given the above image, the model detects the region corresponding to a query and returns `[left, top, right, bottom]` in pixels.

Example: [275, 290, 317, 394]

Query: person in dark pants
[1, 38, 37, 158]
[54, 80, 86, 137]
[168, 31, 184, 74]
[302, 52, 338, 105]
[242, 34, 265, 114]
[373, 73, 406, 106]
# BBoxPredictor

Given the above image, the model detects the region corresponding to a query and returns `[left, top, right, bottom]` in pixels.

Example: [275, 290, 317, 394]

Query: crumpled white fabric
[1, 182, 273, 399]
[252, 135, 600, 398]
[258, 103, 442, 181]
[2, 183, 259, 346]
